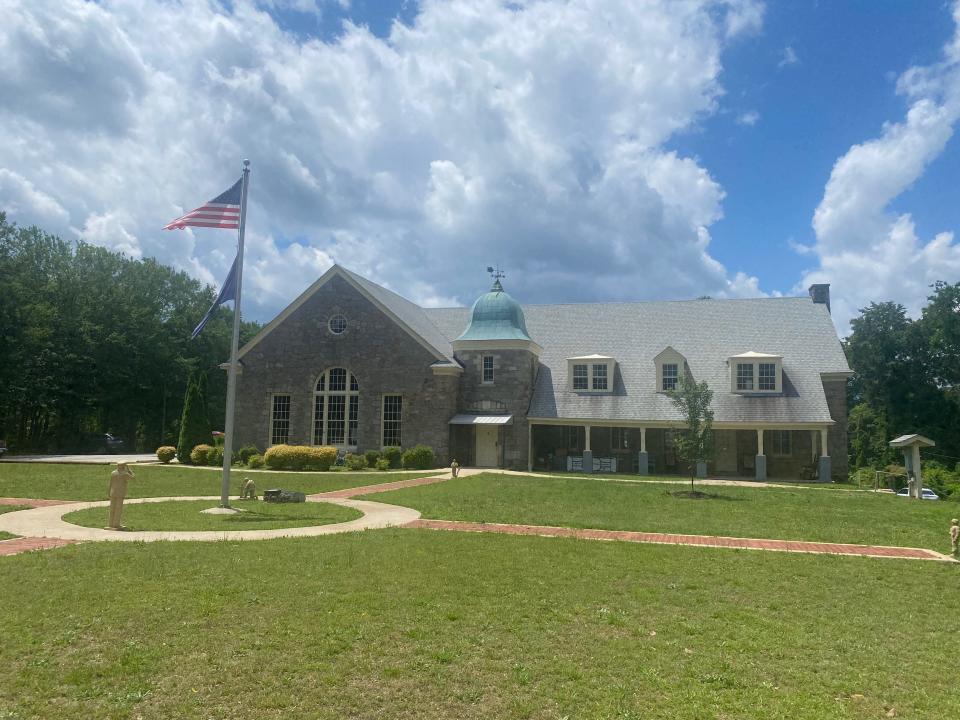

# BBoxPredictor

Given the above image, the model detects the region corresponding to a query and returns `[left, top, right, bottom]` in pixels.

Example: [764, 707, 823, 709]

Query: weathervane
[486, 265, 506, 291]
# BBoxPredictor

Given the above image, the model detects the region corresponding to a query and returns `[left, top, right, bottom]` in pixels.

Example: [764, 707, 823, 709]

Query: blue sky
[2, 0, 959, 333]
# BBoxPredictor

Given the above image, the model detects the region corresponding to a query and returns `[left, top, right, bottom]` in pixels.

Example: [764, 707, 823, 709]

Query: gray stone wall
[822, 377, 849, 480]
[234, 274, 459, 463]
[454, 348, 538, 469]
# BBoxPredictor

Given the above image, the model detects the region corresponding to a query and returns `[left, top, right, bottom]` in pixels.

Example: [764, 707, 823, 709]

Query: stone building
[232, 265, 851, 481]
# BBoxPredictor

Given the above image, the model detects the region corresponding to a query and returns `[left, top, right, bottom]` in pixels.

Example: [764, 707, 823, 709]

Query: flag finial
[243, 159, 250, 167]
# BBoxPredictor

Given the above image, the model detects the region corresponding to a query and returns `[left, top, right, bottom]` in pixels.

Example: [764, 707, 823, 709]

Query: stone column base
[818, 455, 831, 483]
[755, 455, 767, 481]
[637, 451, 649, 475]
[582, 450, 593, 474]
[696, 460, 707, 478]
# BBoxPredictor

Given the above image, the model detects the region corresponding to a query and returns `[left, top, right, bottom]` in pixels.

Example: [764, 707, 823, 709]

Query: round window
[328, 314, 348, 335]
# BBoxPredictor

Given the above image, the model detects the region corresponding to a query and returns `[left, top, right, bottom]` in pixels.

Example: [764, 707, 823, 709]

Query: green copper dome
[456, 278, 533, 342]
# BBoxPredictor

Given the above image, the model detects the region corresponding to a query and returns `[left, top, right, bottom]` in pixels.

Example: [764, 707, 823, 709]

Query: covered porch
[529, 423, 833, 482]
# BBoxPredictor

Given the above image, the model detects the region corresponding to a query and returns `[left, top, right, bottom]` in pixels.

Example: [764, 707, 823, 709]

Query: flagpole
[220, 159, 250, 508]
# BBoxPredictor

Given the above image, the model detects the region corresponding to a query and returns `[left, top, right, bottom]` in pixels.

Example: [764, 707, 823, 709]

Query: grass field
[0, 462, 430, 501]
[1, 530, 958, 719]
[368, 472, 959, 551]
[63, 499, 362, 532]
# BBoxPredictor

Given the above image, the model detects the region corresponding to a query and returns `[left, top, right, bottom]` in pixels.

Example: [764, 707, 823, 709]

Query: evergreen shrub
[375, 458, 390, 471]
[190, 444, 214, 465]
[364, 449, 381, 467]
[401, 444, 435, 470]
[177, 373, 212, 464]
[247, 454, 265, 469]
[381, 446, 403, 469]
[263, 444, 337, 471]
[156, 446, 176, 463]
[344, 453, 367, 470]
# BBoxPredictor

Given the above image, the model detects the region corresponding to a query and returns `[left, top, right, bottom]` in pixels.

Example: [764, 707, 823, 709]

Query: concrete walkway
[0, 495, 420, 549]
[1, 453, 159, 464]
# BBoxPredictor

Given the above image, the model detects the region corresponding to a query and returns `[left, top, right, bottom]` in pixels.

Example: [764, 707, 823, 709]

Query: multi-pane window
[563, 426, 583, 450]
[572, 364, 589, 390]
[736, 363, 754, 391]
[592, 363, 608, 391]
[611, 427, 629, 449]
[382, 395, 402, 447]
[482, 355, 494, 384]
[271, 394, 291, 445]
[771, 430, 791, 456]
[313, 368, 359, 446]
[758, 362, 777, 391]
[662, 363, 678, 391]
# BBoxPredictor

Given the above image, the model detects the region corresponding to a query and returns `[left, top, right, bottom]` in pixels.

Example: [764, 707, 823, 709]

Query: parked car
[79, 433, 127, 454]
[0, 439, 7, 458]
[896, 486, 940, 500]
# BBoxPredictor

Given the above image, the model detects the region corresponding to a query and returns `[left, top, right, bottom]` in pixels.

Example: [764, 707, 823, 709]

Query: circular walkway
[0, 495, 420, 543]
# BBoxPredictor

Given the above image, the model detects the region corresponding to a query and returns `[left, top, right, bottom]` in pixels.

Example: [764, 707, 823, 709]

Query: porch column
[582, 425, 592, 473]
[637, 427, 649, 475]
[818, 427, 831, 482]
[527, 423, 533, 472]
[755, 429, 767, 481]
[810, 430, 819, 462]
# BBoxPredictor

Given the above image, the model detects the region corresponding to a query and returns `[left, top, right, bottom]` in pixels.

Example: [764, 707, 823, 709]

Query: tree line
[846, 282, 960, 473]
[0, 213, 259, 453]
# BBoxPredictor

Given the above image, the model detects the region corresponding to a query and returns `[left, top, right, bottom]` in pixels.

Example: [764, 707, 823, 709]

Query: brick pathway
[405, 519, 953, 562]
[0, 497, 71, 508]
[0, 537, 79, 557]
[310, 473, 451, 499]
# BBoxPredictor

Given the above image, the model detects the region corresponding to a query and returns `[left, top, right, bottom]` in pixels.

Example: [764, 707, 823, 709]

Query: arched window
[313, 368, 359, 447]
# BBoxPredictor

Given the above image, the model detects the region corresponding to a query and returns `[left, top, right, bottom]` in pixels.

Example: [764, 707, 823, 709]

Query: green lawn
[1, 531, 958, 719]
[0, 462, 431, 501]
[63, 499, 361, 532]
[368, 473, 959, 551]
[0, 505, 27, 540]
[530, 469, 856, 489]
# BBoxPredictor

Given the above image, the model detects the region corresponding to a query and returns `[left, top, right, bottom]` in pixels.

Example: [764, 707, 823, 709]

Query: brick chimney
[808, 283, 831, 313]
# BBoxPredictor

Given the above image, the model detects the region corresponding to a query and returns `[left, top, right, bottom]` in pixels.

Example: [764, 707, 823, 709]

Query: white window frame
[572, 364, 589, 390]
[567, 357, 615, 393]
[313, 368, 360, 448]
[771, 430, 792, 457]
[481, 355, 494, 385]
[270, 393, 291, 446]
[654, 348, 686, 394]
[730, 356, 783, 394]
[382, 394, 402, 448]
[661, 363, 679, 391]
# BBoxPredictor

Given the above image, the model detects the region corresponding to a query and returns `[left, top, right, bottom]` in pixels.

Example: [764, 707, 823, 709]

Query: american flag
[163, 177, 242, 230]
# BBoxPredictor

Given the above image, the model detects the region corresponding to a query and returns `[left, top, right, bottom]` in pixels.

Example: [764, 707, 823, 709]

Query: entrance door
[475, 425, 500, 467]
[715, 430, 738, 473]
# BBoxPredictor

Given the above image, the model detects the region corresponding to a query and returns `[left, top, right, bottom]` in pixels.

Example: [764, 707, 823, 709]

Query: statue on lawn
[239, 476, 257, 500]
[451, 459, 460, 478]
[106, 462, 135, 530]
[950, 518, 959, 556]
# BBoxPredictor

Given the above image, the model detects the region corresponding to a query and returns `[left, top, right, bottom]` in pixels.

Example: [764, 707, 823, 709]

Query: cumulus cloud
[801, 0, 960, 332]
[736, 110, 760, 126]
[0, 0, 767, 322]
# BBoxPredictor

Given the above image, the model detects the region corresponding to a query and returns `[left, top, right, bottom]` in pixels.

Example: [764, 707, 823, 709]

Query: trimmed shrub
[205, 446, 224, 467]
[375, 458, 390, 471]
[344, 453, 367, 470]
[364, 449, 381, 467]
[237, 444, 260, 465]
[381, 446, 403, 469]
[264, 444, 338, 471]
[190, 444, 214, 465]
[156, 446, 176, 464]
[401, 444, 435, 470]
[177, 373, 212, 464]
[247, 453, 265, 469]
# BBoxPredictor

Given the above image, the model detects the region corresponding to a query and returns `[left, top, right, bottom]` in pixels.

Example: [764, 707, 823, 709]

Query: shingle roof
[425, 297, 850, 425]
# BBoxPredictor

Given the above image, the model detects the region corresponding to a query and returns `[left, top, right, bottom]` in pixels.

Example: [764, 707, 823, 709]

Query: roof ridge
[424, 295, 812, 311]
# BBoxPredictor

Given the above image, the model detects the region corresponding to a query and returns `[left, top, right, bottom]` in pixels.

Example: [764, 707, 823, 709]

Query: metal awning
[448, 414, 513, 426]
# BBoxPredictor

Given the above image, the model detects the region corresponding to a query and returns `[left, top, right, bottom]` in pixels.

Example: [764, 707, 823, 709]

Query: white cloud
[736, 110, 760, 126]
[778, 45, 798, 68]
[801, 0, 960, 333]
[0, 0, 768, 323]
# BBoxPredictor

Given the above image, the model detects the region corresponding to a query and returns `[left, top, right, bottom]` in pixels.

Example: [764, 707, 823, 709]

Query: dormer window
[730, 352, 782, 394]
[654, 347, 687, 393]
[567, 355, 615, 393]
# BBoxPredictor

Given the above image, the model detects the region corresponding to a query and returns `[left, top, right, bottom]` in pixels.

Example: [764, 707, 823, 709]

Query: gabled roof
[889, 434, 936, 448]
[237, 265, 457, 363]
[425, 296, 851, 425]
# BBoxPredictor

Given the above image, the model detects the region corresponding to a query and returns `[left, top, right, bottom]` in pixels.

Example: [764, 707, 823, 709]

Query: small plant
[344, 453, 367, 470]
[236, 444, 260, 465]
[382, 446, 403, 469]
[364, 449, 381, 467]
[190, 444, 214, 465]
[246, 453, 265, 469]
[375, 458, 390, 471]
[205, 446, 224, 467]
[263, 444, 337, 471]
[668, 376, 714, 495]
[401, 444, 435, 470]
[156, 446, 176, 464]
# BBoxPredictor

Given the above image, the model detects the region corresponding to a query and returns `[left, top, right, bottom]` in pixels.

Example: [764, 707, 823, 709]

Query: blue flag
[192, 255, 238, 339]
